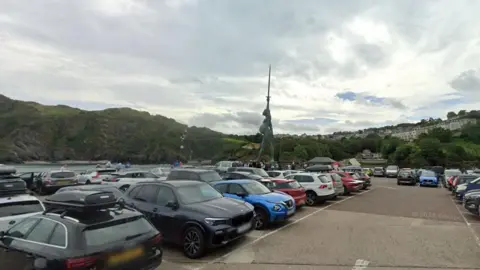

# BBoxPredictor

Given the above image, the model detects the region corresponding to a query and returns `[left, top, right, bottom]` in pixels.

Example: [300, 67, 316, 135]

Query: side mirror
[34, 258, 48, 270]
[166, 201, 178, 209]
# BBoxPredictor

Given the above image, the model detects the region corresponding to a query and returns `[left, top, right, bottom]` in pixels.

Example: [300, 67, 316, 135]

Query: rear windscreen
[199, 172, 222, 182]
[268, 171, 281, 177]
[84, 216, 155, 247]
[97, 170, 116, 175]
[318, 175, 329, 183]
[50, 172, 75, 178]
[0, 201, 43, 217]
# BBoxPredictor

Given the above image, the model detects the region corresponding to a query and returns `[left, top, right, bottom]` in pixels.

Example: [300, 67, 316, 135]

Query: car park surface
[154, 177, 480, 270]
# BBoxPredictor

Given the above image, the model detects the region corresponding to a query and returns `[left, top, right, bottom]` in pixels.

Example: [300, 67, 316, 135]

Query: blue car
[212, 179, 296, 229]
[419, 170, 438, 187]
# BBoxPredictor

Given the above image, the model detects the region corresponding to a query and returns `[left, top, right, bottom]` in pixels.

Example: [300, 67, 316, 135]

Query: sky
[1, 0, 480, 135]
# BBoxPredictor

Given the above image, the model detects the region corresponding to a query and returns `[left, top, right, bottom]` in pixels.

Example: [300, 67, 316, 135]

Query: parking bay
[161, 177, 480, 270]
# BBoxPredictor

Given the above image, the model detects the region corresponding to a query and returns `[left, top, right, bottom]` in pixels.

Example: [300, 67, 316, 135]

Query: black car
[167, 168, 223, 183]
[463, 191, 480, 215]
[0, 190, 163, 270]
[122, 180, 255, 259]
[397, 169, 416, 185]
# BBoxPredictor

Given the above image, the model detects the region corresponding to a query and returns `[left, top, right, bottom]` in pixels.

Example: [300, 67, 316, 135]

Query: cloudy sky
[1, 0, 480, 135]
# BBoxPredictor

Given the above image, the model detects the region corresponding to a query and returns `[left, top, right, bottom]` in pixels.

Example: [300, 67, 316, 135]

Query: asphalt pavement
[160, 177, 480, 270]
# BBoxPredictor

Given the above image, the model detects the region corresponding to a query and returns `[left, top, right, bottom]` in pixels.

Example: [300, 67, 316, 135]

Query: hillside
[0, 94, 239, 163]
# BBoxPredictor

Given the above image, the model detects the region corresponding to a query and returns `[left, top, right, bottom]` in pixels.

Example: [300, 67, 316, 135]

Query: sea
[4, 163, 170, 174]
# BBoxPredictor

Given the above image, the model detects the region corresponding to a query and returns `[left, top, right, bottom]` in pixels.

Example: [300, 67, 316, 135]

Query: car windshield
[177, 183, 223, 204]
[267, 171, 281, 177]
[458, 176, 479, 185]
[84, 216, 156, 248]
[50, 171, 75, 178]
[252, 168, 270, 177]
[199, 171, 223, 182]
[242, 181, 271, 195]
[0, 201, 43, 217]
[421, 171, 436, 177]
[386, 166, 397, 170]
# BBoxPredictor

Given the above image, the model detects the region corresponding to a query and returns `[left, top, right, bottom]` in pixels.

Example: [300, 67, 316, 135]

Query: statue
[257, 65, 275, 163]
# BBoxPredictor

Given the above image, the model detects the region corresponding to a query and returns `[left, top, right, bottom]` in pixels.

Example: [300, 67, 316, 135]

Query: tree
[447, 111, 456, 119]
[418, 138, 445, 166]
[458, 110, 467, 116]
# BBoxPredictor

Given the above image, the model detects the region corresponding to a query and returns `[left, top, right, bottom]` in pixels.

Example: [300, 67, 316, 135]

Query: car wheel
[254, 208, 268, 230]
[85, 180, 91, 185]
[305, 191, 317, 206]
[183, 226, 206, 259]
[120, 185, 130, 192]
[397, 181, 401, 185]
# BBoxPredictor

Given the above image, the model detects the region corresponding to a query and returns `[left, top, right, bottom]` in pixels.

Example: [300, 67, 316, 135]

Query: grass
[452, 139, 480, 156]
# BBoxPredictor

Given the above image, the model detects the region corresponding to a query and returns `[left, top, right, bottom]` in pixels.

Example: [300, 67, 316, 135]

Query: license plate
[108, 247, 144, 266]
[237, 222, 251, 234]
[56, 180, 71, 185]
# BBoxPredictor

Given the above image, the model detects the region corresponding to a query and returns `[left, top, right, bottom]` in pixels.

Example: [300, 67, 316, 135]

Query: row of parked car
[445, 171, 480, 215]
[0, 164, 375, 269]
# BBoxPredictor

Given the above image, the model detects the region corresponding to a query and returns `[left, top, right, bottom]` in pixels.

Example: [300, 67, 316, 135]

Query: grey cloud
[353, 44, 387, 67]
[449, 69, 480, 92]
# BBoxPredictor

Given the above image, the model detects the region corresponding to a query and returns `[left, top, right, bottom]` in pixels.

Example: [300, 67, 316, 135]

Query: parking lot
[156, 177, 480, 270]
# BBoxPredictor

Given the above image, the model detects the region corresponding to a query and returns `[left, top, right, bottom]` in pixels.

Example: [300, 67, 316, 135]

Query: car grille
[284, 200, 294, 209]
[231, 211, 254, 227]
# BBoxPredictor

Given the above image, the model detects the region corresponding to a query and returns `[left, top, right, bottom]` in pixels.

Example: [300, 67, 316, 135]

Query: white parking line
[352, 258, 370, 269]
[194, 188, 376, 270]
[452, 198, 480, 247]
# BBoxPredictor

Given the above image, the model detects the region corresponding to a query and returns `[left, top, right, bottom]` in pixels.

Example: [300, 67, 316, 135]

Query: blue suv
[212, 179, 296, 229]
[419, 170, 438, 187]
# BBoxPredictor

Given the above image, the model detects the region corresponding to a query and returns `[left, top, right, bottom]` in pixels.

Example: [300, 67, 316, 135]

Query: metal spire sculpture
[256, 65, 275, 163]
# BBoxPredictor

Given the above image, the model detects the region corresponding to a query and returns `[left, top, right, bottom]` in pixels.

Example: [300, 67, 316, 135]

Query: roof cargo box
[44, 190, 117, 211]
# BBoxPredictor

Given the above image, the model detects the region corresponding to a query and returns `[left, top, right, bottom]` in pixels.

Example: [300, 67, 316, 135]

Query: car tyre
[254, 207, 268, 230]
[305, 191, 317, 206]
[85, 180, 91, 185]
[183, 226, 206, 259]
[397, 181, 401, 185]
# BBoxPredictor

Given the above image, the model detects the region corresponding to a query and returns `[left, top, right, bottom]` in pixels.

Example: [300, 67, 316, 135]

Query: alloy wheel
[306, 193, 316, 206]
[184, 230, 201, 257]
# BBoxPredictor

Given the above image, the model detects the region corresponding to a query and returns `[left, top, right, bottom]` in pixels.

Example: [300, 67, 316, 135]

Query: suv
[214, 161, 243, 173]
[385, 165, 399, 178]
[102, 170, 159, 192]
[0, 166, 45, 231]
[397, 168, 415, 185]
[285, 173, 335, 206]
[123, 180, 254, 259]
[373, 167, 385, 177]
[33, 170, 78, 195]
[0, 190, 162, 270]
[166, 168, 223, 183]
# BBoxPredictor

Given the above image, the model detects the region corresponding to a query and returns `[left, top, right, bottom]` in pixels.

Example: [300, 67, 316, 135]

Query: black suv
[0, 190, 163, 270]
[397, 169, 415, 185]
[122, 180, 255, 259]
[166, 168, 223, 183]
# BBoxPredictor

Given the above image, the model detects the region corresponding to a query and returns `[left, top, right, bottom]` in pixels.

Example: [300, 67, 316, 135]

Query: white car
[102, 170, 160, 192]
[320, 173, 344, 196]
[77, 168, 117, 184]
[285, 173, 336, 206]
[150, 167, 170, 180]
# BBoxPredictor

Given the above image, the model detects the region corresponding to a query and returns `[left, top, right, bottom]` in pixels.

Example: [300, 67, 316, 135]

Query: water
[5, 164, 170, 174]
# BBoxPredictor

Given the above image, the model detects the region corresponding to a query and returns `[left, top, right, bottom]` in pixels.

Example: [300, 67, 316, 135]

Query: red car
[271, 179, 307, 208]
[447, 175, 458, 191]
[332, 171, 363, 194]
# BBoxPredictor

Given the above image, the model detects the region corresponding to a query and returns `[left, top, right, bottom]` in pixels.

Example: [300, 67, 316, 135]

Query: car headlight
[204, 218, 229, 226]
[272, 204, 283, 211]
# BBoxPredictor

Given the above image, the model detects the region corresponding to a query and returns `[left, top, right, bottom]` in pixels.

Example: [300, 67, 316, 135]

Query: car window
[242, 181, 271, 195]
[143, 172, 157, 178]
[134, 185, 159, 203]
[25, 218, 58, 244]
[228, 184, 245, 194]
[126, 186, 142, 197]
[298, 175, 314, 183]
[156, 186, 176, 206]
[386, 166, 398, 170]
[267, 171, 281, 177]
[331, 174, 342, 182]
[97, 170, 116, 175]
[7, 218, 39, 238]
[236, 168, 253, 174]
[214, 183, 228, 193]
[470, 177, 480, 184]
[49, 223, 67, 246]
[50, 171, 76, 178]
[421, 171, 436, 177]
[0, 201, 44, 218]
[317, 175, 329, 183]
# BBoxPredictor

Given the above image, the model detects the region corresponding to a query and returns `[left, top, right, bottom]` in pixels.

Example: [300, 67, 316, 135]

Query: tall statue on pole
[257, 65, 275, 163]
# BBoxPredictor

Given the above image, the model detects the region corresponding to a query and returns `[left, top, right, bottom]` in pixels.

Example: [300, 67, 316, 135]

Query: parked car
[285, 173, 336, 205]
[267, 170, 300, 178]
[419, 170, 438, 187]
[222, 171, 276, 189]
[270, 178, 307, 208]
[150, 167, 170, 179]
[214, 161, 243, 173]
[212, 179, 295, 230]
[321, 173, 344, 197]
[102, 170, 160, 192]
[451, 174, 476, 193]
[397, 168, 416, 185]
[331, 171, 363, 195]
[123, 180, 254, 258]
[353, 172, 371, 189]
[77, 168, 117, 185]
[55, 184, 124, 200]
[455, 175, 480, 200]
[227, 167, 271, 178]
[444, 169, 462, 189]
[385, 165, 399, 178]
[166, 168, 223, 183]
[342, 166, 363, 174]
[373, 167, 385, 177]
[304, 165, 333, 173]
[463, 191, 480, 215]
[33, 170, 78, 195]
[5, 190, 163, 270]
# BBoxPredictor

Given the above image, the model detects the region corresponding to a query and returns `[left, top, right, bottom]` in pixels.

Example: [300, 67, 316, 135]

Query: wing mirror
[166, 201, 179, 210]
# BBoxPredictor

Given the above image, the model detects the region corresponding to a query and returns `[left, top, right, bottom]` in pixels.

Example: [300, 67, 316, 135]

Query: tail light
[149, 233, 162, 245]
[319, 184, 328, 189]
[66, 256, 98, 269]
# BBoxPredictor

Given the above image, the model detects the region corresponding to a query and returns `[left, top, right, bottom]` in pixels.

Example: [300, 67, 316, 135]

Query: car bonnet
[185, 197, 251, 218]
[248, 191, 291, 203]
